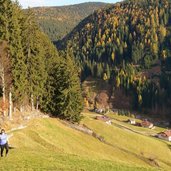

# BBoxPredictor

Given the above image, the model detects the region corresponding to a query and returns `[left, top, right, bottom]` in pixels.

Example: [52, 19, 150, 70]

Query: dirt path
[111, 121, 153, 137]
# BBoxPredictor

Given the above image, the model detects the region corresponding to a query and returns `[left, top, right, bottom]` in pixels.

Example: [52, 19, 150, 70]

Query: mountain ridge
[31, 2, 110, 41]
[31, 2, 108, 9]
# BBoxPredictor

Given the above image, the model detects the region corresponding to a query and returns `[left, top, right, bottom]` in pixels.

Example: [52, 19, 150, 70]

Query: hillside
[59, 0, 171, 117]
[31, 2, 109, 41]
[1, 114, 170, 170]
[1, 1, 171, 170]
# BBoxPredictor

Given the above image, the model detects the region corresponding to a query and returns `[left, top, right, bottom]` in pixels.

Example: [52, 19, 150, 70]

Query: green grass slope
[0, 116, 170, 170]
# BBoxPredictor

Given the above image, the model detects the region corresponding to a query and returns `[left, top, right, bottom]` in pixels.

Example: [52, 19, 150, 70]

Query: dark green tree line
[0, 0, 83, 122]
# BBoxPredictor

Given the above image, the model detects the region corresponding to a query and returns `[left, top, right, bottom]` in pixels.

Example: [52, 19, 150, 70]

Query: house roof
[141, 120, 153, 127]
[128, 119, 135, 122]
[159, 130, 171, 137]
[96, 116, 110, 122]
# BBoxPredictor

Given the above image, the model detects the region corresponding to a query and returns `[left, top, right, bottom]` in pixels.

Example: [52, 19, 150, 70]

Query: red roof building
[158, 130, 171, 142]
[141, 120, 153, 129]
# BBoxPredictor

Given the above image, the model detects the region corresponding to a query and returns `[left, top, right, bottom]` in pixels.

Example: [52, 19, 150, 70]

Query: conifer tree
[49, 50, 83, 122]
[9, 2, 28, 107]
[22, 10, 48, 109]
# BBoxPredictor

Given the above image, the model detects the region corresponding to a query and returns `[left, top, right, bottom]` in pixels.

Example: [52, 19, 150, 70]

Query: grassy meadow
[0, 114, 170, 171]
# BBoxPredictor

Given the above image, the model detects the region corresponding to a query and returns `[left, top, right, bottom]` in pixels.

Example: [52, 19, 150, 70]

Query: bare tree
[0, 63, 5, 116]
[0, 41, 12, 117]
[8, 89, 12, 120]
[31, 94, 35, 111]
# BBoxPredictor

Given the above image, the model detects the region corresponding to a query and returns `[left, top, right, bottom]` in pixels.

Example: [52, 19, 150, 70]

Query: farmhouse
[96, 115, 112, 125]
[141, 120, 153, 129]
[157, 130, 171, 142]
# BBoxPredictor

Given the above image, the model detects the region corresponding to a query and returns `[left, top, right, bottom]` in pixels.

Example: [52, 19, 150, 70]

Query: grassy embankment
[0, 113, 170, 171]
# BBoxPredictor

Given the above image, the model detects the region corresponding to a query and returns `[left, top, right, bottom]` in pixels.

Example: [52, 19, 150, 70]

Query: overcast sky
[16, 0, 122, 8]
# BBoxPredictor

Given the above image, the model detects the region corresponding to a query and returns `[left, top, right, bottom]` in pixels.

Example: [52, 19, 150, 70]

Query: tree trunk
[36, 96, 39, 110]
[0, 67, 6, 116]
[8, 91, 12, 120]
[31, 94, 34, 111]
[20, 105, 23, 112]
[14, 107, 16, 113]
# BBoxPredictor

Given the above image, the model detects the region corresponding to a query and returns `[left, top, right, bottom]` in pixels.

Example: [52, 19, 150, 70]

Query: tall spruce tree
[48, 50, 83, 122]
[22, 10, 47, 109]
[0, 0, 12, 41]
[9, 2, 28, 107]
[0, 0, 27, 109]
[39, 34, 60, 112]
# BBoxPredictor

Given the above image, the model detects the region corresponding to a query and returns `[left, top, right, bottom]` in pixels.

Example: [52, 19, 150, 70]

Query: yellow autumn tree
[103, 73, 108, 81]
[111, 52, 115, 61]
[159, 26, 167, 43]
[116, 76, 120, 88]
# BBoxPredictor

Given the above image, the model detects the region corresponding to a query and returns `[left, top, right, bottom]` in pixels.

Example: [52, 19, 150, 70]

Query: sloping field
[0, 116, 169, 171]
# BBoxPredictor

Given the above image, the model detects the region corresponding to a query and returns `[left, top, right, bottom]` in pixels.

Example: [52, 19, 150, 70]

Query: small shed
[127, 119, 136, 125]
[96, 116, 112, 125]
[141, 120, 153, 129]
[95, 108, 105, 114]
[157, 130, 171, 142]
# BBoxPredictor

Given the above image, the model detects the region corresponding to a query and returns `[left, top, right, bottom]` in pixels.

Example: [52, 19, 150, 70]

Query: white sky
[15, 0, 122, 8]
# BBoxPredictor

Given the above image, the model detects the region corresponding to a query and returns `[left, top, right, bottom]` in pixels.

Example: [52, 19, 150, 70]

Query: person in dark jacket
[0, 129, 9, 157]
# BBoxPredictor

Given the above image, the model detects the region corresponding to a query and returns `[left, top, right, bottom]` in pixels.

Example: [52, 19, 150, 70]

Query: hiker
[0, 129, 9, 157]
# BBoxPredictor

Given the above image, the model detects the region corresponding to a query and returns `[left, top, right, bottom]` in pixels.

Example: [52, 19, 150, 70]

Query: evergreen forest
[59, 0, 171, 117]
[0, 0, 83, 122]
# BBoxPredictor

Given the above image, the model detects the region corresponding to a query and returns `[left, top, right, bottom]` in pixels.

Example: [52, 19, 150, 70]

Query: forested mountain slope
[60, 0, 171, 116]
[31, 2, 108, 41]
